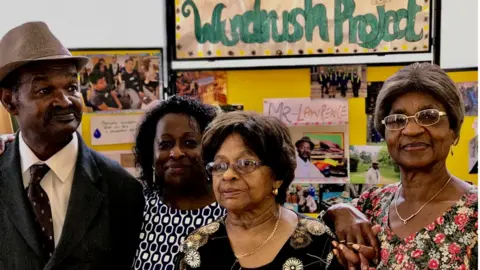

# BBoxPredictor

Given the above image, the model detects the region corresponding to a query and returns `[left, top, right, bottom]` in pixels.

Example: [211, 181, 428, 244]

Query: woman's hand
[332, 225, 381, 270]
[324, 203, 380, 268]
[0, 134, 14, 155]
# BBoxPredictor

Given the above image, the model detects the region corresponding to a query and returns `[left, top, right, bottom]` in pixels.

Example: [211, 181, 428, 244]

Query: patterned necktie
[28, 164, 55, 258]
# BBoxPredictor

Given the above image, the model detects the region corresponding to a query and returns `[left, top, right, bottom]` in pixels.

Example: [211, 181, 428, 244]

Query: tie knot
[30, 164, 50, 185]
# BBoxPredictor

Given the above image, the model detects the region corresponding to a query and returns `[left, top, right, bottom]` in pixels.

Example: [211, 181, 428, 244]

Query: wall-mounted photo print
[367, 115, 385, 145]
[457, 82, 478, 116]
[285, 183, 321, 214]
[290, 125, 349, 184]
[175, 71, 228, 105]
[349, 145, 400, 185]
[310, 65, 367, 99]
[71, 49, 163, 112]
[366, 81, 384, 114]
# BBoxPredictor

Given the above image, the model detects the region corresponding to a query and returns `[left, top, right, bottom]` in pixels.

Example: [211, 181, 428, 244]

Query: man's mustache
[45, 106, 79, 121]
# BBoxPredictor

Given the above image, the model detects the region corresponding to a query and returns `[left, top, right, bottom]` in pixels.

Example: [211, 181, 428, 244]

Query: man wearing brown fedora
[0, 22, 145, 270]
[294, 136, 322, 179]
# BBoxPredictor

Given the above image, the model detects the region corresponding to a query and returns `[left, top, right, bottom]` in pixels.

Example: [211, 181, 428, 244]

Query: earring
[451, 148, 454, 156]
[152, 166, 156, 182]
[272, 188, 278, 196]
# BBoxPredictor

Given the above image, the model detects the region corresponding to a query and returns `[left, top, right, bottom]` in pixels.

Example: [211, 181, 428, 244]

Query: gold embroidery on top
[198, 221, 220, 235]
[184, 249, 201, 268]
[180, 220, 222, 268]
[290, 231, 312, 249]
[306, 219, 326, 236]
[282, 257, 304, 270]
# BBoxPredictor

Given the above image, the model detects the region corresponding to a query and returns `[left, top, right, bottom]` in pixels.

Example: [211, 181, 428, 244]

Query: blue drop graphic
[93, 129, 102, 139]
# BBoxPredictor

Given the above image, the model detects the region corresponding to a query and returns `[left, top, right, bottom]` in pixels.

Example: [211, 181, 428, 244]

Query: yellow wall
[82, 66, 478, 184]
[0, 104, 13, 134]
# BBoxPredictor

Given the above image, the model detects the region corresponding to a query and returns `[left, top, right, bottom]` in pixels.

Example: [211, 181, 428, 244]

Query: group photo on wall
[72, 49, 163, 112]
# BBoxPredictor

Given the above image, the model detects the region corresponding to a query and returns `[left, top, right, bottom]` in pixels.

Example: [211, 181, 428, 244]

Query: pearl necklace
[394, 176, 452, 225]
[232, 208, 282, 259]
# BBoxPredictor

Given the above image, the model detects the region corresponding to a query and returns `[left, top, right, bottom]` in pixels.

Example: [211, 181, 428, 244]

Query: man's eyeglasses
[206, 159, 264, 176]
[382, 109, 447, 131]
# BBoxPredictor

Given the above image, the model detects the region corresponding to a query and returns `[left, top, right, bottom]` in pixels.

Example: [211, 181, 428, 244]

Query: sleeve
[352, 186, 381, 221]
[89, 93, 104, 107]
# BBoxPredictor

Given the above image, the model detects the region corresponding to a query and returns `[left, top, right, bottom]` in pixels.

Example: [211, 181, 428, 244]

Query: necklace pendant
[403, 220, 407, 225]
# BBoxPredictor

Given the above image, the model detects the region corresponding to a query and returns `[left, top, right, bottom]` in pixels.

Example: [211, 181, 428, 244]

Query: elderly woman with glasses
[324, 63, 478, 269]
[175, 111, 346, 270]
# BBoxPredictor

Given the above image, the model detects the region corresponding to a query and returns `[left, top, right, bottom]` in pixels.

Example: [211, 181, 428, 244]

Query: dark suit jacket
[0, 133, 145, 270]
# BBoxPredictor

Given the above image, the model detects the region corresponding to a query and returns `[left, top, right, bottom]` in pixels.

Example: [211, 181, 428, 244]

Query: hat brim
[0, 54, 89, 86]
[295, 139, 315, 150]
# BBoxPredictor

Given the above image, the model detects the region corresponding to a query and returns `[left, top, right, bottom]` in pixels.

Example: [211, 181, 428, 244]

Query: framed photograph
[71, 48, 163, 112]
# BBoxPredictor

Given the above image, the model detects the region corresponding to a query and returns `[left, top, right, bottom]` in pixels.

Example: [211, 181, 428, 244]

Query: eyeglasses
[206, 159, 264, 176]
[382, 109, 447, 131]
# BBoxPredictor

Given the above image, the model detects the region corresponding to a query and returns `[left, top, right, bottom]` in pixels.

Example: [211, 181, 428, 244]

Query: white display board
[90, 114, 144, 146]
[440, 0, 478, 69]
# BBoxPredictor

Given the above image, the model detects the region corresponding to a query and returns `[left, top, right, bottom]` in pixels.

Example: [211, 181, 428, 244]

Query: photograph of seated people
[80, 54, 161, 112]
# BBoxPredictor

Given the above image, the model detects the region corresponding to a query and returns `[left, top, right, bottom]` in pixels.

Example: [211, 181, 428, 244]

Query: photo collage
[285, 66, 400, 216]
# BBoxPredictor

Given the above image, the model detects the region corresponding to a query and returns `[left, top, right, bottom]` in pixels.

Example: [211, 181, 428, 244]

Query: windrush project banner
[174, 0, 431, 59]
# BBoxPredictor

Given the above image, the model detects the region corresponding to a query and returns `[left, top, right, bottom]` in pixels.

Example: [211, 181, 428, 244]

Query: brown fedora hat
[0, 21, 89, 85]
[295, 136, 315, 149]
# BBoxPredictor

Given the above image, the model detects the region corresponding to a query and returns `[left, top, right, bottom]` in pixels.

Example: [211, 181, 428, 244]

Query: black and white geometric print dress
[132, 190, 226, 270]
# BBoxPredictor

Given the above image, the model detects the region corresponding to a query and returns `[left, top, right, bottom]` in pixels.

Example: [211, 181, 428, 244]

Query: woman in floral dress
[325, 63, 478, 269]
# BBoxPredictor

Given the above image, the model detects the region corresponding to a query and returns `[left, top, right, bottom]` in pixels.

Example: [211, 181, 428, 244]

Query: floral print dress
[355, 184, 478, 270]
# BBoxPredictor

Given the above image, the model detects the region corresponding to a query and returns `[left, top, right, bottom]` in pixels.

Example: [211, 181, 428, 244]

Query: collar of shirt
[19, 132, 79, 188]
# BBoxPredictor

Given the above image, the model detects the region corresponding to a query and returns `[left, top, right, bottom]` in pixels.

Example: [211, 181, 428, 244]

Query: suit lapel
[0, 134, 46, 262]
[47, 134, 105, 267]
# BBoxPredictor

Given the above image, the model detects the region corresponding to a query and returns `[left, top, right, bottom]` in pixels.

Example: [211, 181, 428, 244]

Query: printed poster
[457, 82, 478, 116]
[310, 65, 367, 99]
[71, 49, 163, 112]
[175, 71, 228, 105]
[290, 125, 349, 184]
[349, 145, 400, 184]
[469, 135, 477, 174]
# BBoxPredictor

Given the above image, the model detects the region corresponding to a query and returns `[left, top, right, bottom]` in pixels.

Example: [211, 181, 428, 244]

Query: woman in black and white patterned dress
[131, 96, 225, 270]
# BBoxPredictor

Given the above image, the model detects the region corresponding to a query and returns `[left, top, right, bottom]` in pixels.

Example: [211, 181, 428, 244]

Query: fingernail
[332, 241, 338, 247]
[362, 266, 368, 270]
[352, 244, 360, 250]
[349, 266, 355, 270]
[333, 249, 338, 256]
[339, 244, 345, 251]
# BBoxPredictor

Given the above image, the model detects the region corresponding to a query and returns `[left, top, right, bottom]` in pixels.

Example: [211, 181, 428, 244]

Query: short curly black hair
[201, 111, 297, 205]
[134, 95, 218, 190]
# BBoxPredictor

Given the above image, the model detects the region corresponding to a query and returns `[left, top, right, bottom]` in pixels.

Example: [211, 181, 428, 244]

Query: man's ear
[0, 87, 18, 115]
